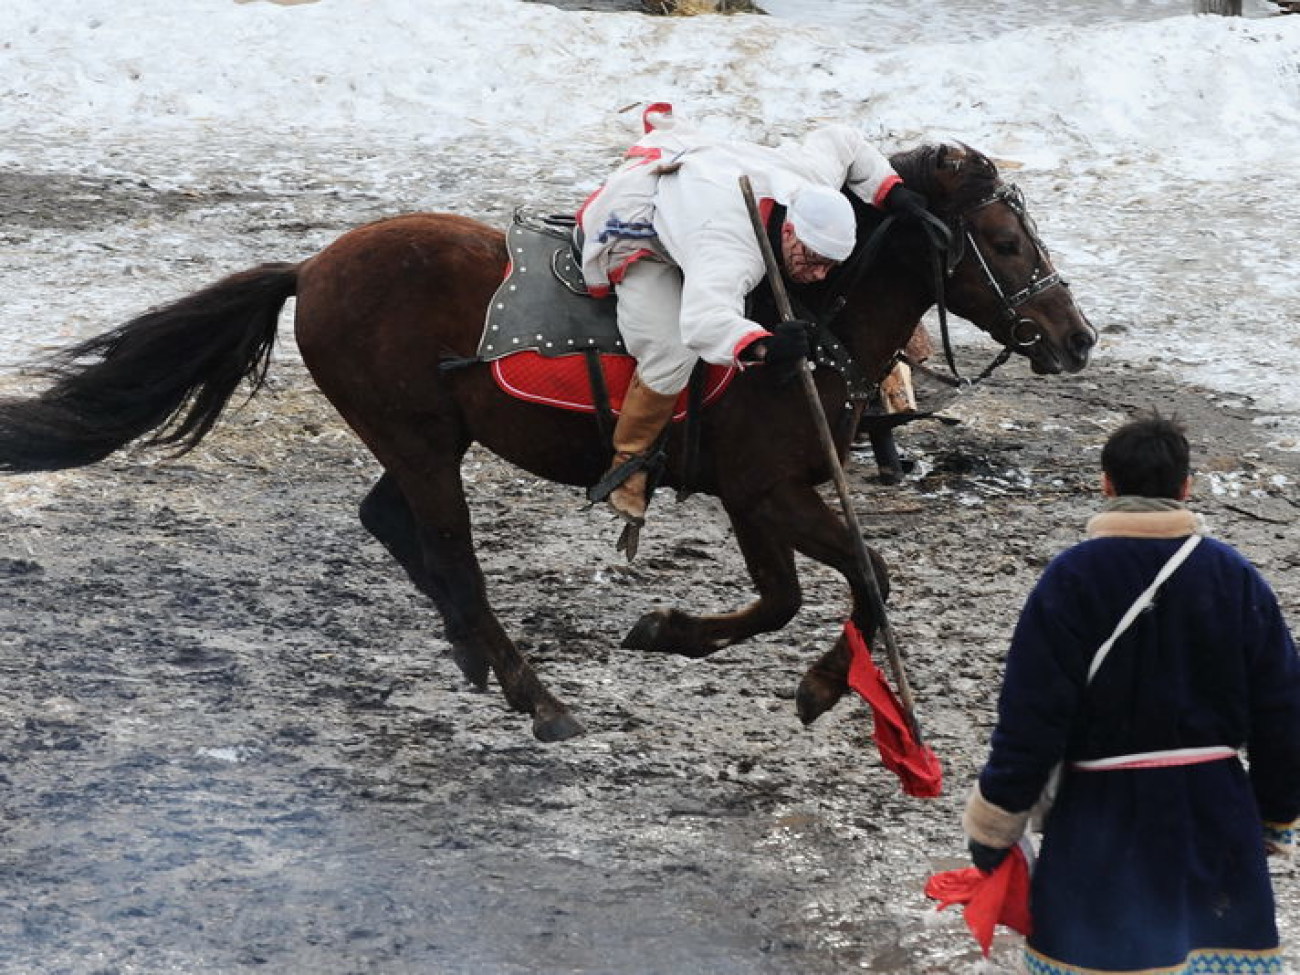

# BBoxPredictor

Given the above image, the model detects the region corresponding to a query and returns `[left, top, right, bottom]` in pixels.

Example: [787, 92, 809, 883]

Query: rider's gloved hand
[883, 182, 929, 220]
[763, 319, 812, 364]
[751, 319, 812, 384]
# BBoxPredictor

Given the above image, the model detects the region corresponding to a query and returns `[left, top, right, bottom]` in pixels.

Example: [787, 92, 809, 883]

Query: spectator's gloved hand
[968, 838, 1011, 874]
[883, 182, 929, 220]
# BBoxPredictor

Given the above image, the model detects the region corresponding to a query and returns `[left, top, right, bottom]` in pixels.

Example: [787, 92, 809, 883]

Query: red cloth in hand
[844, 621, 943, 798]
[924, 843, 1033, 956]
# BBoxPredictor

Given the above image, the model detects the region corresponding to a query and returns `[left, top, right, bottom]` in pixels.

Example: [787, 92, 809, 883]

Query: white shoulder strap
[1085, 534, 1203, 686]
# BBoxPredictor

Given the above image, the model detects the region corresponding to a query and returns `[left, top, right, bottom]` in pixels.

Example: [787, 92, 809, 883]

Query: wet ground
[2, 79, 1300, 975]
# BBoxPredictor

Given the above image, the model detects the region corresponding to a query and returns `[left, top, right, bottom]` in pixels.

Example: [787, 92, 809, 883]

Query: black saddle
[479, 209, 627, 362]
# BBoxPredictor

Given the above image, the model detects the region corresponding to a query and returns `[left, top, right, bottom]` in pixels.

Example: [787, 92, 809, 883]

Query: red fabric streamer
[844, 621, 943, 798]
[924, 843, 1034, 956]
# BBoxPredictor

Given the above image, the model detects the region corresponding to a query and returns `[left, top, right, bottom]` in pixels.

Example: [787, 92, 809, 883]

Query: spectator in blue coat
[962, 411, 1300, 974]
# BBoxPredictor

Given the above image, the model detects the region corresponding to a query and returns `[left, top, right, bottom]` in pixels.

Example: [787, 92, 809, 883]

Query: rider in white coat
[578, 104, 928, 547]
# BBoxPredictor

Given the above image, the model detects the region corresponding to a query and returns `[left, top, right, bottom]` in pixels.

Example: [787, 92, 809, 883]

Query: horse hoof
[795, 672, 847, 726]
[532, 709, 586, 743]
[621, 611, 667, 652]
[622, 611, 722, 658]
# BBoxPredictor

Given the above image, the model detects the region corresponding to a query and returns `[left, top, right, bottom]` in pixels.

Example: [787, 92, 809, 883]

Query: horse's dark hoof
[795, 670, 848, 726]
[532, 709, 586, 742]
[622, 611, 667, 652]
[876, 455, 915, 485]
[622, 611, 723, 658]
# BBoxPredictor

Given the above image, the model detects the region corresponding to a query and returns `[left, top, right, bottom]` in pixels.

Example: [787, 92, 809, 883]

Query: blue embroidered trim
[1024, 946, 1285, 974]
[597, 216, 657, 243]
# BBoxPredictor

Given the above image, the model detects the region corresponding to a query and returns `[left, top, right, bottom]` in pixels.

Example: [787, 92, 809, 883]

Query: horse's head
[890, 144, 1096, 375]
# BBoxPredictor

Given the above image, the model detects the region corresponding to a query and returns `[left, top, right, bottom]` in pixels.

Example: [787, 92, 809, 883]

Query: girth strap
[582, 349, 614, 445]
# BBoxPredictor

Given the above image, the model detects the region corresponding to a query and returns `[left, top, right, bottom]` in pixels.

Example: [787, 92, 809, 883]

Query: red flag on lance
[844, 621, 943, 798]
[924, 838, 1034, 956]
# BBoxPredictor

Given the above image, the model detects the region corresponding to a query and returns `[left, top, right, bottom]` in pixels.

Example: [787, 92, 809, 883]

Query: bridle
[907, 182, 1069, 388]
[954, 183, 1065, 345]
[812, 178, 1071, 396]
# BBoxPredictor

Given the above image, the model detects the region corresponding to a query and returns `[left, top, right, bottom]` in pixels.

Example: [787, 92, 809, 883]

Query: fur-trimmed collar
[1087, 498, 1208, 539]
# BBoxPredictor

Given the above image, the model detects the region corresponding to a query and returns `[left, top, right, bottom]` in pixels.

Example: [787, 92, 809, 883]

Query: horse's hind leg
[360, 473, 489, 690]
[359, 470, 584, 743]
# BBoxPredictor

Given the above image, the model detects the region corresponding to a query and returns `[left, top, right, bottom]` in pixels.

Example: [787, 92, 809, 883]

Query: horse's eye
[992, 236, 1021, 257]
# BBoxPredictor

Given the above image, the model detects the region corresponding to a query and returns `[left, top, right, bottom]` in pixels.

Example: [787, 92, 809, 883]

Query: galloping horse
[0, 143, 1095, 742]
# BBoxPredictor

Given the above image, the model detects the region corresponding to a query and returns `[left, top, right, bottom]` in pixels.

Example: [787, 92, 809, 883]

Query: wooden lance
[737, 175, 923, 740]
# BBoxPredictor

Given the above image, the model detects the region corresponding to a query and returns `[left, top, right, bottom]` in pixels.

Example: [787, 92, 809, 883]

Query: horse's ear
[936, 144, 967, 174]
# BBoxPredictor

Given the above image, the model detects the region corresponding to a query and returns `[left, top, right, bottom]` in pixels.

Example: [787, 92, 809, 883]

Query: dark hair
[1100, 412, 1190, 499]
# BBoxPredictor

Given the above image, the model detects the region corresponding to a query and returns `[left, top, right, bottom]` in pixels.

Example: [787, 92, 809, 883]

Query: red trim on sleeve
[733, 329, 771, 369]
[625, 145, 664, 164]
[873, 174, 903, 209]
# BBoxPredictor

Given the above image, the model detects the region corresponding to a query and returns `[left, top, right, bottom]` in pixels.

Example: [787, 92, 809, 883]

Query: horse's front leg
[621, 495, 803, 658]
[783, 490, 893, 726]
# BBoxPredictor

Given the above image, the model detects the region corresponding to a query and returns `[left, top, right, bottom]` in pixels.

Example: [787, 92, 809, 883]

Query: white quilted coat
[578, 106, 902, 367]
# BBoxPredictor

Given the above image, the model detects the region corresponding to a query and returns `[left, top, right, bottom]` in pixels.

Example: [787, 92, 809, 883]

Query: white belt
[1072, 746, 1237, 771]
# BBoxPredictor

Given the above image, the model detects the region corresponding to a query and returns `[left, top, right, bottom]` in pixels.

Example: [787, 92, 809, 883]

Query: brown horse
[0, 143, 1095, 742]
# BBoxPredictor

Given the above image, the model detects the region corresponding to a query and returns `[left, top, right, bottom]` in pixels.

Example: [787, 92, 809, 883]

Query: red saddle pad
[491, 351, 734, 420]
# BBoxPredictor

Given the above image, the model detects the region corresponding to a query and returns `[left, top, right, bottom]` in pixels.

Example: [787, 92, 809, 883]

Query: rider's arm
[789, 125, 902, 209]
[672, 227, 769, 369]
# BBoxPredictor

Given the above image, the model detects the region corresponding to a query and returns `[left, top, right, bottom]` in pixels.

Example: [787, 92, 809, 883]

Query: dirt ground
[2, 167, 1299, 975]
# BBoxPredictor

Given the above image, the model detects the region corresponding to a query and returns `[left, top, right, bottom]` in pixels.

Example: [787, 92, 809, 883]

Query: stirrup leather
[586, 447, 663, 505]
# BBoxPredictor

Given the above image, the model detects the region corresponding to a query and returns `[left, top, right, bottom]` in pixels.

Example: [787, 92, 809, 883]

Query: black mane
[889, 143, 1001, 216]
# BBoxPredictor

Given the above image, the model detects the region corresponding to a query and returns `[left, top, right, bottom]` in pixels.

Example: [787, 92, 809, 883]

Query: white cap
[787, 185, 856, 262]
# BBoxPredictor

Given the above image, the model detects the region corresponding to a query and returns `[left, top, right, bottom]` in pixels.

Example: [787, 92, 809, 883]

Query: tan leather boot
[598, 374, 678, 555]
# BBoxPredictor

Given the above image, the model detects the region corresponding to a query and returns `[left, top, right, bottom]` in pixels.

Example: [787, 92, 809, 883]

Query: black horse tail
[0, 262, 300, 472]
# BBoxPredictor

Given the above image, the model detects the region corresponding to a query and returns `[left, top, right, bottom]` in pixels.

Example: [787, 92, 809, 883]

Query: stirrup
[600, 460, 648, 562]
[586, 451, 650, 504]
[588, 440, 666, 562]
[615, 522, 642, 562]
